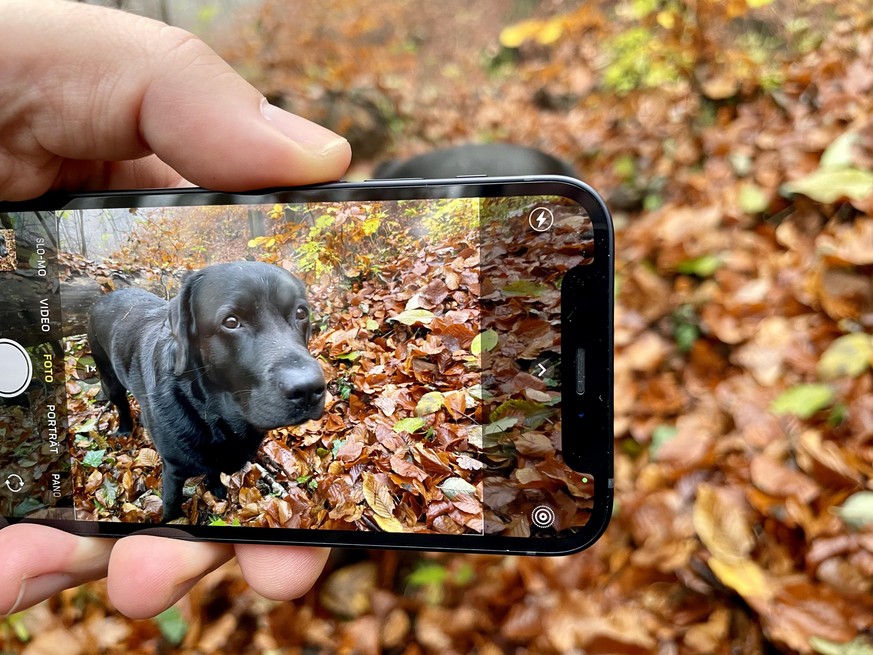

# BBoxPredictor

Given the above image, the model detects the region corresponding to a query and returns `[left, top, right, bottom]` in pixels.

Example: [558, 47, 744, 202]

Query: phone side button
[363, 177, 425, 182]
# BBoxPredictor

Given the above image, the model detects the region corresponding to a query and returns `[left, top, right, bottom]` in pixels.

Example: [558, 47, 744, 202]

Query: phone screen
[0, 182, 611, 551]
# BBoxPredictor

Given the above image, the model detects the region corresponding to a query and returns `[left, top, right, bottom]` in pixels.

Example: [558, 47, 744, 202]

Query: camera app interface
[0, 195, 594, 538]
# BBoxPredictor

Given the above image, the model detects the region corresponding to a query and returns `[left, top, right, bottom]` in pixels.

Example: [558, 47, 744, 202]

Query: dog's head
[168, 262, 325, 430]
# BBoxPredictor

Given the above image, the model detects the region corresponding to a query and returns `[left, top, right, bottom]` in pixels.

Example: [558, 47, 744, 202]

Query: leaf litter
[6, 0, 873, 653]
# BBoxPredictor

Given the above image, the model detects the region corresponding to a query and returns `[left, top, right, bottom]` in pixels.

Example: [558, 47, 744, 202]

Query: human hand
[0, 0, 349, 200]
[0, 0, 349, 618]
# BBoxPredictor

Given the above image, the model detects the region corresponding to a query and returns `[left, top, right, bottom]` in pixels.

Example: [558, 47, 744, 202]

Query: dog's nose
[279, 368, 326, 407]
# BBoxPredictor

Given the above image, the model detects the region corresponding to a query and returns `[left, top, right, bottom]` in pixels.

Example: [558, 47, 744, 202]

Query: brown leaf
[749, 579, 868, 653]
[320, 562, 378, 618]
[693, 484, 755, 564]
[512, 432, 555, 457]
[389, 454, 427, 481]
[749, 455, 819, 504]
[817, 218, 873, 266]
[133, 448, 160, 468]
[797, 429, 863, 488]
[363, 472, 396, 518]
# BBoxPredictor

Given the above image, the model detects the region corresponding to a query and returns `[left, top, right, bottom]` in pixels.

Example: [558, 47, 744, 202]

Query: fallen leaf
[818, 333, 873, 379]
[832, 491, 873, 529]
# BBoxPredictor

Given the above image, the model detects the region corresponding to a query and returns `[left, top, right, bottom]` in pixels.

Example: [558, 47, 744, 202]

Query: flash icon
[528, 207, 554, 232]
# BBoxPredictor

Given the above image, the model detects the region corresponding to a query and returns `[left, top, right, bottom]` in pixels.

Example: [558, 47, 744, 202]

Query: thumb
[139, 45, 351, 190]
[0, 0, 350, 198]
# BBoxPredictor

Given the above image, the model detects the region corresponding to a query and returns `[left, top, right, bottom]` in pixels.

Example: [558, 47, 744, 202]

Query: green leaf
[820, 132, 859, 170]
[818, 333, 873, 379]
[99, 478, 118, 507]
[745, 0, 774, 7]
[738, 183, 769, 214]
[7, 613, 30, 642]
[207, 515, 240, 526]
[82, 449, 106, 468]
[438, 477, 477, 498]
[676, 254, 722, 277]
[393, 417, 426, 434]
[453, 562, 475, 585]
[466, 384, 490, 400]
[783, 168, 873, 203]
[74, 417, 99, 434]
[14, 496, 46, 517]
[484, 417, 519, 434]
[470, 329, 498, 356]
[613, 153, 637, 180]
[828, 403, 848, 428]
[330, 438, 347, 456]
[810, 636, 873, 655]
[672, 305, 700, 353]
[387, 309, 435, 326]
[415, 391, 445, 416]
[674, 322, 699, 353]
[366, 319, 379, 331]
[771, 384, 835, 419]
[407, 562, 447, 587]
[833, 491, 873, 529]
[490, 400, 557, 429]
[154, 607, 188, 646]
[335, 351, 360, 361]
[650, 425, 678, 460]
[501, 280, 550, 298]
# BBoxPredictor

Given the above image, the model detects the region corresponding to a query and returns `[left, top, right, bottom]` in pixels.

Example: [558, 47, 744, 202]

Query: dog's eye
[295, 307, 309, 322]
[222, 315, 240, 329]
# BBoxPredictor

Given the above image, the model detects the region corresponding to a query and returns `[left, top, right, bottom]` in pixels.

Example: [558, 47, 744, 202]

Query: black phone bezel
[0, 176, 614, 555]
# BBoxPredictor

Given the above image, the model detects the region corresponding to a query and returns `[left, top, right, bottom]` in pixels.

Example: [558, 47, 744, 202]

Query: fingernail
[260, 98, 348, 156]
[2, 573, 74, 616]
[68, 537, 114, 575]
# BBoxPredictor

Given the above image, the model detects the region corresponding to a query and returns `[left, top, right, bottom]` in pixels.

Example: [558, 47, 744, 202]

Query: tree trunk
[0, 270, 178, 347]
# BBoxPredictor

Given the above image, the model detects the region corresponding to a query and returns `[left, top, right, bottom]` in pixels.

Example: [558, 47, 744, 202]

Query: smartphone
[0, 176, 613, 555]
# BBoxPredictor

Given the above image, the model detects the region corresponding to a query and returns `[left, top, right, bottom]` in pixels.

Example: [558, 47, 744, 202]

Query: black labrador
[373, 143, 577, 179]
[87, 261, 325, 520]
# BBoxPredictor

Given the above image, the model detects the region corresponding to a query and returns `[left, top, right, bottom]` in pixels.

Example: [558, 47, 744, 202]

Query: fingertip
[137, 33, 351, 191]
[107, 535, 233, 619]
[0, 524, 113, 615]
[234, 544, 330, 601]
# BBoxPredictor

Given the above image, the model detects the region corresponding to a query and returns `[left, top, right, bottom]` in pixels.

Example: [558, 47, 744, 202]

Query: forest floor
[4, 0, 873, 653]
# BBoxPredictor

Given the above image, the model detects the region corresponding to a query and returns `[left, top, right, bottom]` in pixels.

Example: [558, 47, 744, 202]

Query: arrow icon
[4, 474, 24, 493]
[537, 362, 548, 377]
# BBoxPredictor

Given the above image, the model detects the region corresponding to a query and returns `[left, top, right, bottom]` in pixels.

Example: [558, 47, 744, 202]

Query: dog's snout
[279, 367, 326, 406]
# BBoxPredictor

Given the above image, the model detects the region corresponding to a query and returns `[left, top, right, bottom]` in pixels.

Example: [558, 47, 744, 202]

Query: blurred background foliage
[4, 0, 873, 653]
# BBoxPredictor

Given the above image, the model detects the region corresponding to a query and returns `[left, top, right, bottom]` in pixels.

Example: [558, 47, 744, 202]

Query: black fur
[373, 143, 577, 179]
[87, 262, 325, 520]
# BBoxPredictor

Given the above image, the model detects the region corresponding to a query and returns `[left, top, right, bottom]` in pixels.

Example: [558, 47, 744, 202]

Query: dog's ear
[168, 271, 201, 376]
